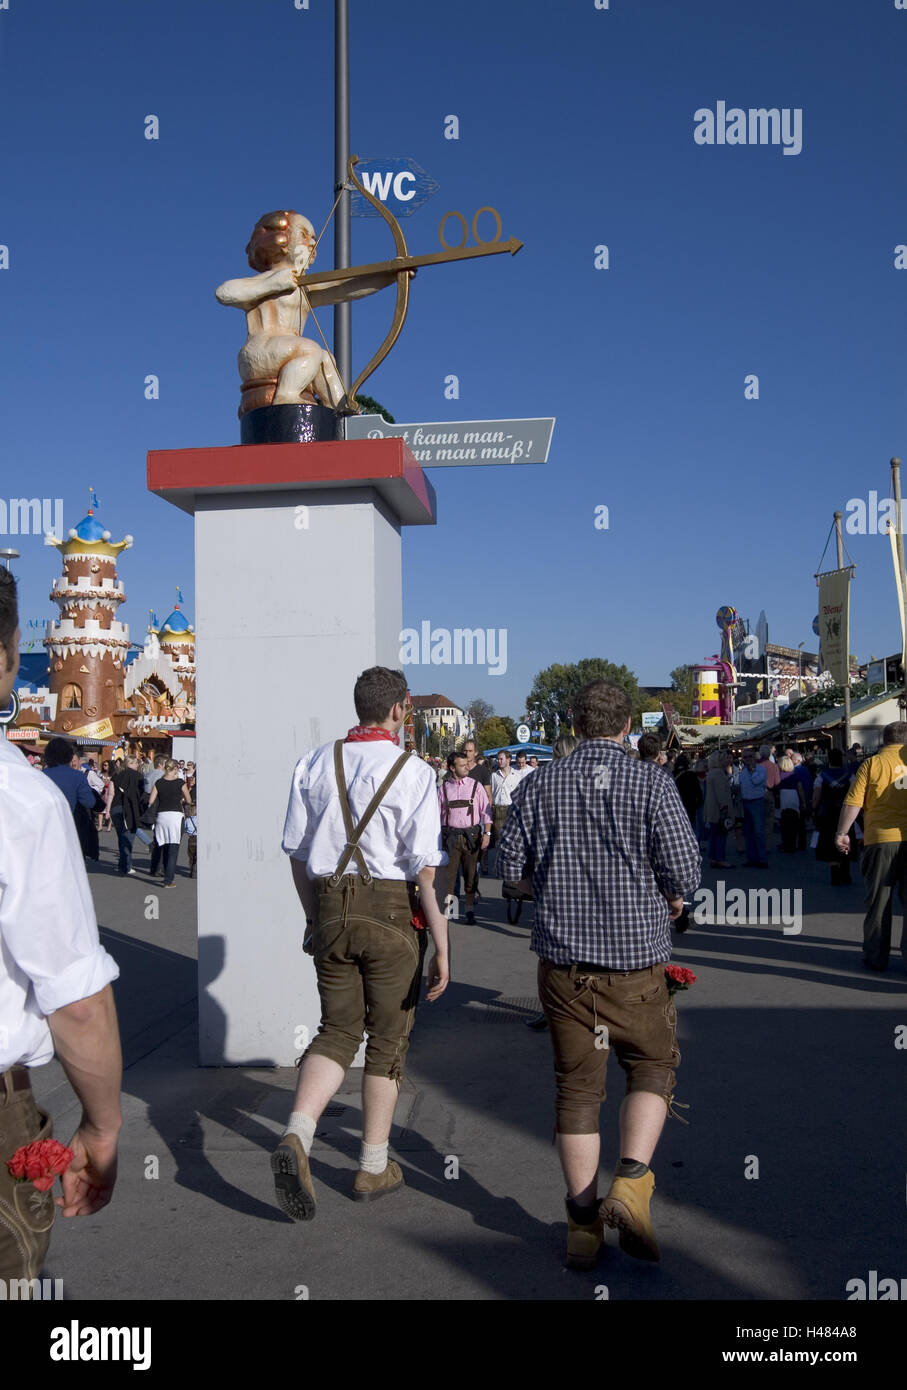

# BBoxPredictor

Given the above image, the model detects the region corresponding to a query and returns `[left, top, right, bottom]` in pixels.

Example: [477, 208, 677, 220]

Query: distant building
[410, 693, 466, 738]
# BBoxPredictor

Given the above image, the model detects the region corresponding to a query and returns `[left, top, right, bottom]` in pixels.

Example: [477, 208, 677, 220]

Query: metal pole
[891, 458, 907, 693]
[892, 457, 906, 597]
[334, 0, 351, 389]
[834, 510, 851, 750]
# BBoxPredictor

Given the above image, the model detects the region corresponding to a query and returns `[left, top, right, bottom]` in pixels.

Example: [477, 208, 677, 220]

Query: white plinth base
[195, 487, 403, 1066]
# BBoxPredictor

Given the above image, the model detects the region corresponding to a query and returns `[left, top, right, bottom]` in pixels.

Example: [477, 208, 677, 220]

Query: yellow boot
[565, 1199, 606, 1270]
[601, 1169, 659, 1262]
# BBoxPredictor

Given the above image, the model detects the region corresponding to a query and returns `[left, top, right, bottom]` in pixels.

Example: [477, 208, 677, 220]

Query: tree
[354, 393, 394, 423]
[667, 665, 695, 718]
[466, 697, 493, 731]
[526, 659, 649, 735]
[477, 716, 516, 750]
[778, 681, 869, 730]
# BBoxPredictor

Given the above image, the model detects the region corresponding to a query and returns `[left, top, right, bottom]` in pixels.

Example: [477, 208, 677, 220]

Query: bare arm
[835, 805, 860, 847]
[416, 865, 449, 1001]
[47, 983, 123, 1216]
[306, 268, 400, 309]
[291, 856, 318, 921]
[215, 265, 297, 308]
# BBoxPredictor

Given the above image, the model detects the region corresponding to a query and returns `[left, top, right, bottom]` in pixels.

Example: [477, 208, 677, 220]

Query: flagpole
[334, 0, 351, 387]
[834, 510, 851, 750]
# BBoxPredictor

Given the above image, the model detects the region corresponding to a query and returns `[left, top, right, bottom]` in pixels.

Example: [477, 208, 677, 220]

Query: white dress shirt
[282, 739, 446, 880]
[0, 738, 119, 1070]
[491, 767, 523, 806]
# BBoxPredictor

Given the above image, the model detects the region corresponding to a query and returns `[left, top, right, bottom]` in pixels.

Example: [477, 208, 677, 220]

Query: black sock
[615, 1158, 649, 1179]
[566, 1196, 600, 1225]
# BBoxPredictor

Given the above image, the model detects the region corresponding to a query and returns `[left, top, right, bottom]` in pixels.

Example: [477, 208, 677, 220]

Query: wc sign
[350, 157, 440, 219]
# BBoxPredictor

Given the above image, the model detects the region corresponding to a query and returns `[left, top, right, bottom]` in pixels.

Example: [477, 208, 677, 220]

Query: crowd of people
[24, 740, 198, 885]
[656, 739, 864, 882]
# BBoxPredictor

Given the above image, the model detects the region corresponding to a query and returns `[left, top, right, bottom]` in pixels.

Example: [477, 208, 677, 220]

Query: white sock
[359, 1140, 388, 1175]
[285, 1111, 317, 1155]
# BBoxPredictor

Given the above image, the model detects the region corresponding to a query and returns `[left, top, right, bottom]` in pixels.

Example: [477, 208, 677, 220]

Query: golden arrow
[298, 234, 523, 288]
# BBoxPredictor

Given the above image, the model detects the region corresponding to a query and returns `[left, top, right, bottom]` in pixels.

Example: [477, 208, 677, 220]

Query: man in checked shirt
[498, 680, 700, 1269]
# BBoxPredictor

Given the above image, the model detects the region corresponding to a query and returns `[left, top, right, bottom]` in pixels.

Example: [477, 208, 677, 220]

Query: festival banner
[816, 568, 851, 687]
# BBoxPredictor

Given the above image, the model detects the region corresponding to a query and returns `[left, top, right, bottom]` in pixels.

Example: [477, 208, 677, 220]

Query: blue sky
[1, 0, 905, 719]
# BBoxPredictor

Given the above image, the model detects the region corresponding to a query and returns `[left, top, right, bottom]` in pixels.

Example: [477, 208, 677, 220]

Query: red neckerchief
[344, 725, 399, 743]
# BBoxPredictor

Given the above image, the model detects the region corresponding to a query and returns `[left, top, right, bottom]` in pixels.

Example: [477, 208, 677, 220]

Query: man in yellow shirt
[836, 722, 907, 971]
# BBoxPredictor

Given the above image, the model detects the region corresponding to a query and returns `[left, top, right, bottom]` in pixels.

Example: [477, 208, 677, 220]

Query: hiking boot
[601, 1169, 659, 1262]
[565, 1199, 605, 1269]
[352, 1160, 404, 1202]
[270, 1133, 316, 1221]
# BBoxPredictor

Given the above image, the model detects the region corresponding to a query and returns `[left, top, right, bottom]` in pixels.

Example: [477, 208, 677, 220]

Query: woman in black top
[147, 759, 192, 886]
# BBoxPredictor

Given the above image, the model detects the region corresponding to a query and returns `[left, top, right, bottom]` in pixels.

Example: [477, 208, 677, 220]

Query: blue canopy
[482, 742, 553, 760]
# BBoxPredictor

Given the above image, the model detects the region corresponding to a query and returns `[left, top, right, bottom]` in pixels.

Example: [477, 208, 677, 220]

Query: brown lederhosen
[0, 1066, 56, 1287]
[302, 743, 428, 1080]
[537, 961, 684, 1134]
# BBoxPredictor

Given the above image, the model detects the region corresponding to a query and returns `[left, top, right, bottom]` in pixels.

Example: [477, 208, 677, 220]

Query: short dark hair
[882, 723, 907, 745]
[637, 732, 662, 761]
[45, 736, 76, 768]
[573, 680, 632, 739]
[353, 666, 407, 723]
[828, 748, 843, 767]
[447, 750, 467, 771]
[0, 567, 18, 665]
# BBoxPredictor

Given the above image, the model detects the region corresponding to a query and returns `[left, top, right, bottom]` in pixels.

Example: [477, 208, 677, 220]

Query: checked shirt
[496, 739, 701, 970]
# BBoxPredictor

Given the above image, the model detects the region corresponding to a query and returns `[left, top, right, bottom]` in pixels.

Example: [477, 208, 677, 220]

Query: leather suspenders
[441, 777, 480, 828]
[328, 741, 413, 887]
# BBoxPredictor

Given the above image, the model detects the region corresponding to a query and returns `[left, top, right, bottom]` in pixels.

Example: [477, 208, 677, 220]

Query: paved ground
[31, 827, 907, 1301]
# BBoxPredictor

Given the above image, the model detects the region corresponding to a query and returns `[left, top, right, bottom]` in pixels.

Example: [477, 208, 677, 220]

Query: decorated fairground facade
[8, 500, 195, 753]
[43, 504, 134, 741]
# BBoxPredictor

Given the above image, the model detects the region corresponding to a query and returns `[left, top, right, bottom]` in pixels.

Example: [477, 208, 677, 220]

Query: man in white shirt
[275, 666, 449, 1220]
[0, 567, 123, 1291]
[491, 750, 524, 872]
[83, 758, 104, 797]
[513, 750, 536, 783]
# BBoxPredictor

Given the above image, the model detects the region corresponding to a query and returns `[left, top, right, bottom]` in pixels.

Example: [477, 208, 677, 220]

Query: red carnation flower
[6, 1138, 74, 1192]
[665, 964, 697, 997]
